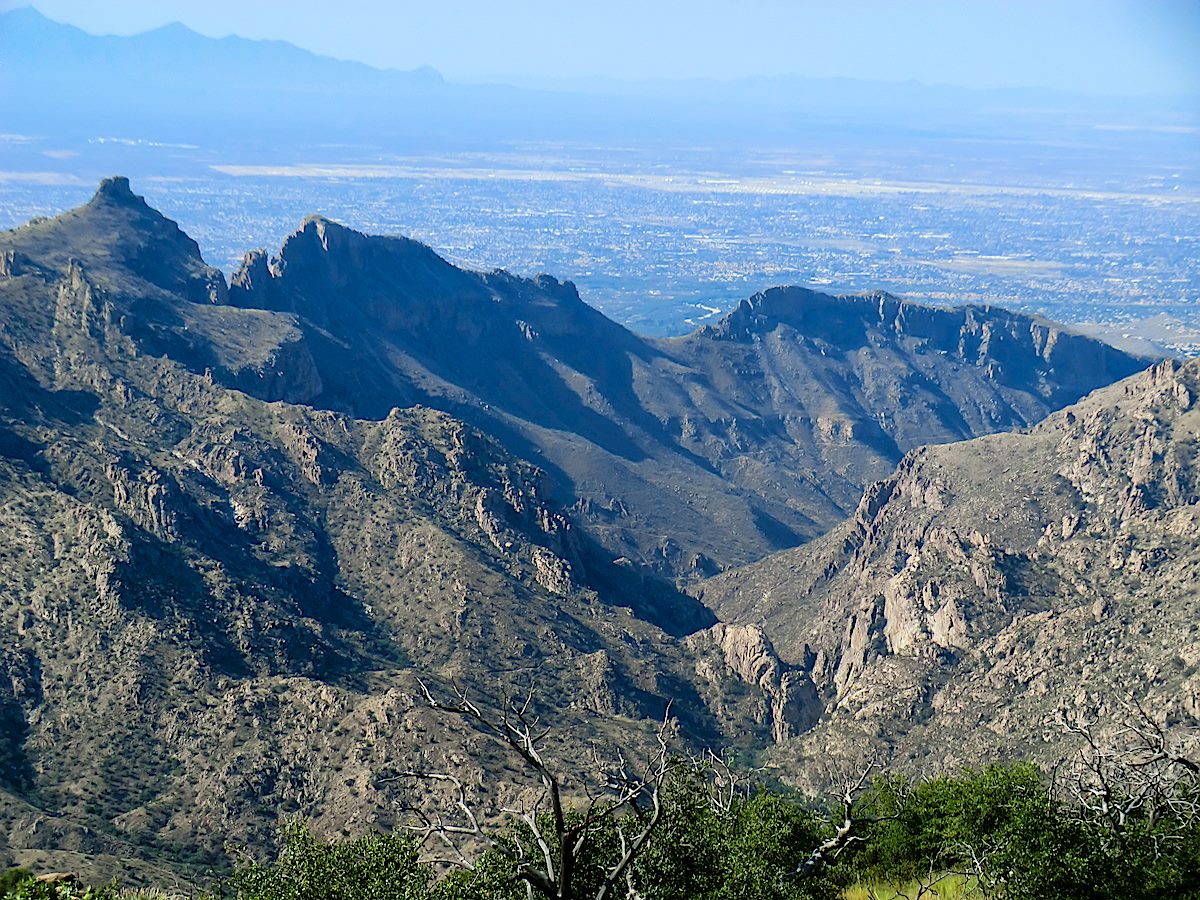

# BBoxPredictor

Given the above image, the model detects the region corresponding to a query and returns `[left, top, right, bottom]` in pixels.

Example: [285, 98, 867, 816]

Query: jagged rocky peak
[275, 214, 451, 277]
[291, 213, 357, 253]
[5, 176, 230, 305]
[228, 212, 480, 306]
[81, 176, 200, 259]
[698, 283, 1146, 402]
[227, 247, 276, 306]
[89, 175, 146, 209]
[228, 211, 592, 333]
[705, 285, 988, 345]
[704, 284, 898, 332]
[528, 271, 586, 306]
[88, 176, 230, 305]
[705, 286, 1000, 351]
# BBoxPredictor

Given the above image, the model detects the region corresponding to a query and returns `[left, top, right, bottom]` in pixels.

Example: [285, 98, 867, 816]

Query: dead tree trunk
[396, 680, 678, 900]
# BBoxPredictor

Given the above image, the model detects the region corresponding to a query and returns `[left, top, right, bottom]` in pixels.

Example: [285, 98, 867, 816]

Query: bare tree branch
[797, 754, 891, 875]
[404, 679, 680, 900]
[1056, 693, 1200, 857]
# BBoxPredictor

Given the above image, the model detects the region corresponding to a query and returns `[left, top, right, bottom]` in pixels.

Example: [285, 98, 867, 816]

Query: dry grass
[843, 872, 983, 900]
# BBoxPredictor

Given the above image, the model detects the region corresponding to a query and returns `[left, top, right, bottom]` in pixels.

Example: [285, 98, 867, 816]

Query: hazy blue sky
[5, 0, 1199, 96]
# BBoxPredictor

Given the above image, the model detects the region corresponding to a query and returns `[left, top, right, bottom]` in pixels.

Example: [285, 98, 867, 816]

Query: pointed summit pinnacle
[91, 176, 147, 209]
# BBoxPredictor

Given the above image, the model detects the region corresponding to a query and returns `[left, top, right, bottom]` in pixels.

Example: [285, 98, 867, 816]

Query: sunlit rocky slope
[701, 357, 1200, 780]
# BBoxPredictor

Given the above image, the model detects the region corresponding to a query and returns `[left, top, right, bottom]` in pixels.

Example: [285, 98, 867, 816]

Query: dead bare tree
[689, 747, 761, 815]
[394, 679, 678, 900]
[1057, 695, 1200, 855]
[796, 754, 892, 876]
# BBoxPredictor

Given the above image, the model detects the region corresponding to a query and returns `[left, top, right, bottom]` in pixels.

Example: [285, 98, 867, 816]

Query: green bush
[229, 822, 431, 900]
[853, 763, 1050, 882]
[0, 873, 119, 900]
[849, 763, 1200, 900]
[0, 870, 32, 897]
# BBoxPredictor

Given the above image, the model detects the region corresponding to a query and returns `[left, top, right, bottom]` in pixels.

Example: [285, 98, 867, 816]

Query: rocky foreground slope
[0, 181, 783, 881]
[0, 179, 1157, 881]
[700, 358, 1200, 780]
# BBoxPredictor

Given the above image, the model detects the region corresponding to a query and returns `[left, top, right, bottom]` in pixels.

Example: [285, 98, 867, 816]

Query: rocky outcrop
[686, 622, 821, 741]
[221, 330, 324, 405]
[85, 176, 230, 305]
[701, 359, 1200, 776]
[105, 462, 178, 541]
[1057, 359, 1197, 513]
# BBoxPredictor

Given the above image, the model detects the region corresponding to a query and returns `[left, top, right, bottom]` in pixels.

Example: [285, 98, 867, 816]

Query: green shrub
[0, 870, 33, 897]
[849, 763, 1200, 900]
[1, 874, 119, 900]
[229, 822, 431, 900]
[623, 768, 837, 900]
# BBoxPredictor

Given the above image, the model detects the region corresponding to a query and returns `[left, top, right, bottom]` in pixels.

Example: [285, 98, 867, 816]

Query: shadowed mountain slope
[206, 192, 1146, 577]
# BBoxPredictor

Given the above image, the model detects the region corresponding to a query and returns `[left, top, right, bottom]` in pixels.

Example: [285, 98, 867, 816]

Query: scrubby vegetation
[5, 757, 1196, 900]
[0, 873, 120, 899]
[229, 823, 430, 900]
[850, 762, 1200, 899]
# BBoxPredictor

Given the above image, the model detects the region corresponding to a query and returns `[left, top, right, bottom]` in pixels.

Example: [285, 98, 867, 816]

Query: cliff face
[706, 285, 1134, 412]
[699, 358, 1200, 779]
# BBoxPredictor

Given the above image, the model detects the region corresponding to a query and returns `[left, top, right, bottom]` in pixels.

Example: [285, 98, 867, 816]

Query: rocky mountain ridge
[27, 180, 1141, 579]
[0, 181, 789, 881]
[0, 179, 1161, 882]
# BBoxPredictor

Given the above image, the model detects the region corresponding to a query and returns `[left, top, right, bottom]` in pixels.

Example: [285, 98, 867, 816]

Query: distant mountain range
[0, 6, 454, 142]
[4, 6, 1192, 149]
[0, 5, 443, 88]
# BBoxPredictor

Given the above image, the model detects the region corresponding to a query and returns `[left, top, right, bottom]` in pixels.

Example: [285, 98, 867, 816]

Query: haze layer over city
[2, 0, 1198, 352]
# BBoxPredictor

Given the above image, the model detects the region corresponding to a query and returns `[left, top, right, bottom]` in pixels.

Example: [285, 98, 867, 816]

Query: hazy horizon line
[5, 2, 1196, 103]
